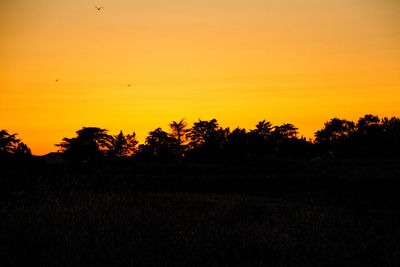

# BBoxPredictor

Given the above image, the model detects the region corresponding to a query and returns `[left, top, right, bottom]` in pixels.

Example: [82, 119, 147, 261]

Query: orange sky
[1, 0, 400, 155]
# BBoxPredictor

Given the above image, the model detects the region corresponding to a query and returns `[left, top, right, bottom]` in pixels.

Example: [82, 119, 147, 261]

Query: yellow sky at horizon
[1, 0, 400, 155]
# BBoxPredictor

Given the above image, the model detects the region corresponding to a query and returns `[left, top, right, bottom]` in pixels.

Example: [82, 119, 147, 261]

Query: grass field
[2, 158, 400, 266]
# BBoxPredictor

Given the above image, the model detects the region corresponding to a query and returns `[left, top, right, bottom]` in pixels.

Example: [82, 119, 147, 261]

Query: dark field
[2, 158, 400, 266]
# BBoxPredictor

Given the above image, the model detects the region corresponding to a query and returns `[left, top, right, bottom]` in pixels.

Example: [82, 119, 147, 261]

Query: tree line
[1, 114, 400, 162]
[0, 130, 31, 158]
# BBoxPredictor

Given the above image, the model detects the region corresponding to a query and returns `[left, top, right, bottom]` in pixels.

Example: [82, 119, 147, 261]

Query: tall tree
[108, 131, 138, 158]
[0, 130, 31, 157]
[186, 119, 230, 160]
[225, 127, 249, 160]
[0, 130, 20, 153]
[357, 114, 380, 130]
[139, 128, 179, 159]
[315, 118, 355, 144]
[56, 127, 112, 161]
[187, 119, 220, 149]
[380, 116, 400, 152]
[14, 142, 32, 156]
[273, 123, 298, 141]
[382, 117, 400, 136]
[169, 119, 188, 145]
[251, 120, 273, 138]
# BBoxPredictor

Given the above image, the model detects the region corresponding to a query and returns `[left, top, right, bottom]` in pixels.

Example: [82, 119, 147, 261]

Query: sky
[1, 0, 400, 155]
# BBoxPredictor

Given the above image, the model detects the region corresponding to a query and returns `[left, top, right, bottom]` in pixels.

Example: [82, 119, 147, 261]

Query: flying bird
[127, 84, 132, 87]
[94, 6, 103, 11]
[55, 79, 59, 82]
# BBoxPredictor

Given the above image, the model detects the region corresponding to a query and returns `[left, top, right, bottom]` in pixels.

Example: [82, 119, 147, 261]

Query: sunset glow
[1, 0, 400, 155]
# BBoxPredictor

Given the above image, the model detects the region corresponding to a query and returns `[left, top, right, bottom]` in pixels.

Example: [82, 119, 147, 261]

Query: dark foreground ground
[2, 157, 400, 266]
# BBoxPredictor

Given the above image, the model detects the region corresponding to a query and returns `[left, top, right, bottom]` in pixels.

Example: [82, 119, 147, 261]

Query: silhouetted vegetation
[0, 129, 31, 161]
[32, 114, 397, 163]
[315, 115, 400, 157]
[2, 114, 400, 266]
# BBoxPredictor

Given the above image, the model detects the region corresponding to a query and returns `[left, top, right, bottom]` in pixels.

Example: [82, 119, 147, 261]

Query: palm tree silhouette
[169, 119, 188, 145]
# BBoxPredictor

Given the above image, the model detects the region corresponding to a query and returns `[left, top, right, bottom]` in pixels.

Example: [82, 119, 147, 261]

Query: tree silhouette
[169, 119, 189, 157]
[187, 119, 219, 148]
[380, 116, 400, 155]
[108, 131, 138, 158]
[382, 117, 400, 132]
[56, 127, 112, 161]
[7, 114, 400, 162]
[0, 130, 21, 154]
[273, 124, 298, 141]
[314, 118, 358, 156]
[225, 127, 249, 160]
[357, 114, 380, 132]
[14, 142, 32, 157]
[169, 119, 188, 145]
[139, 128, 179, 160]
[0, 130, 31, 158]
[251, 120, 273, 138]
[186, 119, 230, 159]
[353, 115, 382, 150]
[381, 117, 400, 139]
[247, 120, 274, 156]
[313, 115, 400, 156]
[315, 118, 355, 144]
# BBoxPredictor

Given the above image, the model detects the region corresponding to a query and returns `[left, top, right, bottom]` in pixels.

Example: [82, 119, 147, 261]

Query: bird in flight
[55, 79, 59, 82]
[94, 6, 103, 11]
[127, 84, 132, 87]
